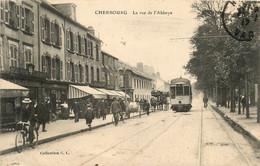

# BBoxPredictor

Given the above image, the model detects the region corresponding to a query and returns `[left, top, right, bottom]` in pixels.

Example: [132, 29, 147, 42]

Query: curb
[211, 105, 260, 145]
[0, 111, 151, 155]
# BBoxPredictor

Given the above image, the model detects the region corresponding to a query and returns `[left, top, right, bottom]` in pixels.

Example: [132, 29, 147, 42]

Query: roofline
[41, 1, 101, 43]
[101, 50, 119, 60]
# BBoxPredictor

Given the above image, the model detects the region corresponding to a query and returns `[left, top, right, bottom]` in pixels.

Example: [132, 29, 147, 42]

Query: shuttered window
[51, 58, 56, 80]
[0, 1, 3, 21]
[41, 15, 50, 43]
[85, 65, 89, 82]
[60, 61, 63, 80]
[16, 5, 19, 28]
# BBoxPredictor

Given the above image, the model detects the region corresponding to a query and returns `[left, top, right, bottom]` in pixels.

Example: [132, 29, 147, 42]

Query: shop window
[41, 15, 50, 43]
[51, 20, 62, 48]
[9, 42, 18, 67]
[24, 46, 32, 67]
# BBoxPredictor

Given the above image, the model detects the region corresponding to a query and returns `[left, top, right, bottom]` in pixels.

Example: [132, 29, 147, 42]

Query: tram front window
[176, 86, 183, 96]
[184, 86, 190, 95]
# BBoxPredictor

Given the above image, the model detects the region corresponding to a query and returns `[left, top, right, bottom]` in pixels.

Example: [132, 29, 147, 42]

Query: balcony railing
[10, 67, 47, 79]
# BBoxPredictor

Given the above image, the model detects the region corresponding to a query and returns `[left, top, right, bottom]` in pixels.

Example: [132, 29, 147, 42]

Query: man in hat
[37, 99, 48, 132]
[20, 98, 36, 142]
[110, 97, 122, 125]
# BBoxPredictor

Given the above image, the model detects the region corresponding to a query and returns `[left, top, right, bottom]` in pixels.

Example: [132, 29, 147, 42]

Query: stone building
[0, 0, 45, 101]
[101, 50, 120, 90]
[118, 61, 153, 101]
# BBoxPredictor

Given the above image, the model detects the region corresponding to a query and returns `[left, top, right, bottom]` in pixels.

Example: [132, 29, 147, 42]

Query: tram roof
[170, 78, 191, 85]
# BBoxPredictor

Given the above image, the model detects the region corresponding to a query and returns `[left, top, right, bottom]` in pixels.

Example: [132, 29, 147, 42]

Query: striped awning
[68, 85, 107, 99]
[0, 78, 29, 98]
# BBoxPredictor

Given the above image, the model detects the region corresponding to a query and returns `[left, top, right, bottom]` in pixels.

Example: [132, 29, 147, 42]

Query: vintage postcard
[0, 0, 259, 165]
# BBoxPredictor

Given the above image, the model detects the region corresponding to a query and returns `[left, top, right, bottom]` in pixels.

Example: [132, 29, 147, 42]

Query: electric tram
[170, 77, 192, 112]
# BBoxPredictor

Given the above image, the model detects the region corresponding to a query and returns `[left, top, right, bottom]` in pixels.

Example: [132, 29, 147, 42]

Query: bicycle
[112, 112, 126, 126]
[15, 121, 39, 153]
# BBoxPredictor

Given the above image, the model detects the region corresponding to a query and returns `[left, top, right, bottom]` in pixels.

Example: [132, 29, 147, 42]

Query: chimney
[52, 3, 77, 21]
[137, 62, 143, 72]
[87, 26, 95, 36]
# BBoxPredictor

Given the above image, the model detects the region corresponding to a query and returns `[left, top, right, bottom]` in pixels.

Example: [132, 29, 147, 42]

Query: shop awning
[95, 88, 118, 97]
[116, 91, 130, 98]
[0, 78, 29, 98]
[69, 85, 107, 99]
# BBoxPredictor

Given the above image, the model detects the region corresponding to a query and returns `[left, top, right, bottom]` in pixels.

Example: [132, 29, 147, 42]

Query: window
[5, 1, 19, 29]
[24, 46, 33, 67]
[176, 85, 183, 96]
[41, 15, 50, 43]
[9, 42, 18, 67]
[66, 29, 74, 52]
[69, 62, 75, 82]
[87, 39, 91, 56]
[91, 66, 94, 83]
[90, 41, 93, 58]
[97, 68, 100, 82]
[51, 58, 56, 80]
[81, 36, 85, 55]
[0, 1, 3, 21]
[45, 56, 51, 79]
[51, 20, 62, 47]
[96, 44, 99, 60]
[184, 86, 190, 96]
[24, 7, 34, 34]
[60, 61, 63, 80]
[75, 64, 78, 82]
[79, 64, 84, 83]
[85, 65, 89, 82]
[0, 37, 3, 70]
[84, 38, 87, 56]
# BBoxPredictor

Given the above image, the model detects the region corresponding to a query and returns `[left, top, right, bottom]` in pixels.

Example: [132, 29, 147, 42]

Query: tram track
[197, 106, 203, 166]
[78, 112, 184, 166]
[204, 106, 253, 166]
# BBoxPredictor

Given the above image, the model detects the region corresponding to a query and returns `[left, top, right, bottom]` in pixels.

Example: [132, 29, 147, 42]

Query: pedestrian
[241, 95, 246, 114]
[37, 99, 48, 132]
[119, 98, 125, 121]
[110, 97, 122, 125]
[103, 99, 108, 120]
[85, 99, 94, 130]
[144, 100, 150, 116]
[203, 96, 208, 109]
[73, 100, 80, 122]
[45, 97, 51, 123]
[99, 99, 105, 120]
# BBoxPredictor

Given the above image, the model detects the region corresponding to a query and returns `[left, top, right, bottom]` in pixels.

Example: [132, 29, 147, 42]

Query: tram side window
[184, 86, 190, 95]
[170, 87, 175, 99]
[176, 86, 183, 96]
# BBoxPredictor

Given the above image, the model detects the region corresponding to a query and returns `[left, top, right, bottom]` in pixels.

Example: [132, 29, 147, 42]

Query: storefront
[0, 78, 29, 130]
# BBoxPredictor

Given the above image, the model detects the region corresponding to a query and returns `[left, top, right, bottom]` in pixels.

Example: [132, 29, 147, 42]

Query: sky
[49, 0, 200, 82]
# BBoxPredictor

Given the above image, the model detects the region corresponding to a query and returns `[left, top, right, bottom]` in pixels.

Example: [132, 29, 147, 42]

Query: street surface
[1, 98, 260, 166]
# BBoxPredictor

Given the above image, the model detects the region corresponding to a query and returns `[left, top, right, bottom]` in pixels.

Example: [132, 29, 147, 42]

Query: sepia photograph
[0, 0, 259, 165]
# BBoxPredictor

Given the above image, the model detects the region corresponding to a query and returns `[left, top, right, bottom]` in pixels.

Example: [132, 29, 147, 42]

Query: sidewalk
[0, 114, 115, 155]
[210, 103, 260, 143]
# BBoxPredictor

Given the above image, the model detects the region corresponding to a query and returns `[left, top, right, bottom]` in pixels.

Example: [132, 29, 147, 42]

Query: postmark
[222, 1, 259, 41]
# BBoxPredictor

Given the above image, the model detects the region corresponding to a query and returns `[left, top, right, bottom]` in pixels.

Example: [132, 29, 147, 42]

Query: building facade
[101, 50, 120, 90]
[118, 61, 153, 101]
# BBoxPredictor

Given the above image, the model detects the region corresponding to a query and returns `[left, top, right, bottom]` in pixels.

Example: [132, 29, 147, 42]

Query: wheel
[15, 131, 25, 153]
[30, 128, 38, 149]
